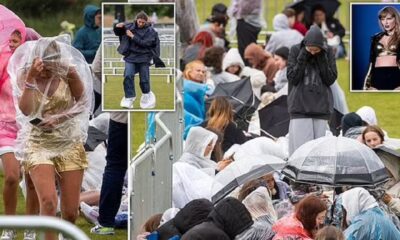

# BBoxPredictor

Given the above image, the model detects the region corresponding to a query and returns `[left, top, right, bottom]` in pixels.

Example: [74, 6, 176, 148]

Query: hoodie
[181, 197, 253, 240]
[223, 48, 266, 99]
[265, 14, 303, 53]
[73, 5, 101, 63]
[244, 43, 278, 83]
[287, 25, 337, 120]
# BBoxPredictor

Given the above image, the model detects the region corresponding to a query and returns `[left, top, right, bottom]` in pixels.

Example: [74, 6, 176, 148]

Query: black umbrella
[258, 95, 290, 138]
[287, 0, 341, 27]
[212, 164, 275, 204]
[84, 126, 108, 151]
[329, 109, 344, 137]
[207, 77, 260, 130]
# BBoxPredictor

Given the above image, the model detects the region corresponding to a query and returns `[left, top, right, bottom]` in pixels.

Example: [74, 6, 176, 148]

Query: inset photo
[102, 2, 175, 111]
[351, 3, 400, 91]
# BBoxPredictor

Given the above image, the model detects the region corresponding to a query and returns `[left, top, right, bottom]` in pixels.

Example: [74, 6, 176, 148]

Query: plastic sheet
[8, 35, 93, 161]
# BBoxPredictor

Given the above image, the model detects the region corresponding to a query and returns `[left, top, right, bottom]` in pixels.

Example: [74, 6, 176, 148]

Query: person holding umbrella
[287, 25, 337, 155]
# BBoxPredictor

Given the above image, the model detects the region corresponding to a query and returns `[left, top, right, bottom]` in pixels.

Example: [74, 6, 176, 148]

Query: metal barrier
[130, 26, 182, 238]
[0, 216, 89, 240]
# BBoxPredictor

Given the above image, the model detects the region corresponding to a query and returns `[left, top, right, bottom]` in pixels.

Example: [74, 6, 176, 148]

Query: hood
[303, 25, 325, 49]
[222, 48, 245, 73]
[273, 13, 290, 31]
[83, 5, 100, 29]
[174, 199, 214, 234]
[356, 106, 378, 126]
[208, 197, 253, 239]
[341, 187, 378, 225]
[244, 43, 271, 69]
[183, 126, 218, 159]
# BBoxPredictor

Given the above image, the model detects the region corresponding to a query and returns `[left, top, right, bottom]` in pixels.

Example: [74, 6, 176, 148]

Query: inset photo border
[351, 3, 400, 92]
[102, 2, 176, 111]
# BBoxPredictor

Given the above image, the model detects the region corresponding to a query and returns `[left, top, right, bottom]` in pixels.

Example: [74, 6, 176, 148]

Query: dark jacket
[114, 22, 159, 63]
[156, 199, 213, 240]
[287, 25, 337, 120]
[201, 121, 247, 153]
[181, 197, 253, 240]
[73, 5, 101, 63]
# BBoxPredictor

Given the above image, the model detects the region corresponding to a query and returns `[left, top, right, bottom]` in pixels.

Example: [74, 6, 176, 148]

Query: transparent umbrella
[211, 154, 286, 203]
[282, 136, 389, 187]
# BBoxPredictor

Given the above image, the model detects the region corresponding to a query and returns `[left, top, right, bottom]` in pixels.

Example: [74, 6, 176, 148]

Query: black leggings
[371, 67, 400, 90]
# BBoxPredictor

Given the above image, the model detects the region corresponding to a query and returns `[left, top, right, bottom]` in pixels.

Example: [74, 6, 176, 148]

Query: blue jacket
[344, 207, 400, 240]
[73, 5, 101, 63]
[114, 22, 159, 64]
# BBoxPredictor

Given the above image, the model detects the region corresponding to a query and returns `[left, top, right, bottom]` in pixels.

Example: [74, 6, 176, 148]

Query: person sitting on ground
[362, 125, 385, 149]
[285, 7, 308, 36]
[203, 46, 240, 86]
[181, 31, 214, 71]
[311, 4, 346, 59]
[181, 197, 253, 240]
[202, 97, 247, 153]
[273, 195, 327, 239]
[271, 46, 290, 92]
[244, 43, 279, 86]
[340, 112, 365, 141]
[264, 172, 291, 201]
[265, 13, 303, 53]
[314, 225, 345, 240]
[341, 187, 400, 239]
[222, 48, 266, 100]
[237, 186, 277, 240]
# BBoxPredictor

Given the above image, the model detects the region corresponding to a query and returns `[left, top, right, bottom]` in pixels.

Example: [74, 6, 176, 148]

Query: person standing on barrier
[91, 112, 128, 235]
[114, 11, 160, 109]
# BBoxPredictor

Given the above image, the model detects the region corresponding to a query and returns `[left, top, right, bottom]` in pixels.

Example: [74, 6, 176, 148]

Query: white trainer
[0, 230, 16, 240]
[23, 230, 36, 240]
[120, 97, 136, 109]
[140, 91, 156, 109]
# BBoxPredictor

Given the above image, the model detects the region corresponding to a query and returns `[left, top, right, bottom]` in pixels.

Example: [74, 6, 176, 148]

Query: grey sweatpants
[289, 118, 328, 156]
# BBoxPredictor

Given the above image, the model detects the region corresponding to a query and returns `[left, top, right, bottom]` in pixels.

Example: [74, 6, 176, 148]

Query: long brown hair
[378, 6, 400, 49]
[295, 195, 327, 237]
[206, 97, 234, 131]
[362, 125, 384, 144]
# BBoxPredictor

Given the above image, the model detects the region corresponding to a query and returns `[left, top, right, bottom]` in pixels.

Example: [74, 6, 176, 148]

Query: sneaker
[120, 97, 136, 109]
[90, 225, 115, 235]
[140, 91, 156, 109]
[58, 233, 72, 240]
[0, 230, 16, 240]
[23, 230, 36, 240]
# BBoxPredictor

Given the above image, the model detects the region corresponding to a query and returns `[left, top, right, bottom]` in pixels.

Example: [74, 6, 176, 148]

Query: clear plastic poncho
[7, 35, 93, 161]
[242, 186, 277, 222]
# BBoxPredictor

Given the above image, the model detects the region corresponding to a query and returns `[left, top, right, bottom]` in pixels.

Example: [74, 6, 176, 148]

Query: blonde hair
[183, 60, 206, 82]
[206, 97, 233, 131]
[378, 6, 400, 48]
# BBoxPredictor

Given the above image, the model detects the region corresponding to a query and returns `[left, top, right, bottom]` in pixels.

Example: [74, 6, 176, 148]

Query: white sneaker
[120, 97, 135, 109]
[23, 230, 36, 240]
[140, 91, 156, 109]
[0, 230, 16, 240]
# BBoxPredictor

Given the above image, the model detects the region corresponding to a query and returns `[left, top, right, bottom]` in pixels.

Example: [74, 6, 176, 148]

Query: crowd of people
[136, 1, 400, 239]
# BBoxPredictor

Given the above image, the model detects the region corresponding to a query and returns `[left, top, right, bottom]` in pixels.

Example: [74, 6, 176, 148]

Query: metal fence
[0, 216, 90, 240]
[129, 27, 182, 238]
[103, 28, 175, 82]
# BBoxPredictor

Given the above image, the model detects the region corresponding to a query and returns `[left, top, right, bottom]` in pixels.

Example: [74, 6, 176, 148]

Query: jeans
[97, 120, 128, 227]
[123, 62, 150, 98]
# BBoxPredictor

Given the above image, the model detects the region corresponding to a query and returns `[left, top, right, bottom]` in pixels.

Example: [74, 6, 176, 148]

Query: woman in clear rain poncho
[236, 186, 277, 240]
[8, 36, 92, 237]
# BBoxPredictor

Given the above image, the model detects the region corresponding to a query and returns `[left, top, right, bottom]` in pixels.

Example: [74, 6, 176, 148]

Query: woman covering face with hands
[7, 36, 92, 240]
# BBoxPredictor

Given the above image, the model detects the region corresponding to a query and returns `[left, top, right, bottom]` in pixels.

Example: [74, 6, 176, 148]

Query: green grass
[0, 174, 127, 240]
[130, 113, 147, 160]
[103, 75, 175, 110]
